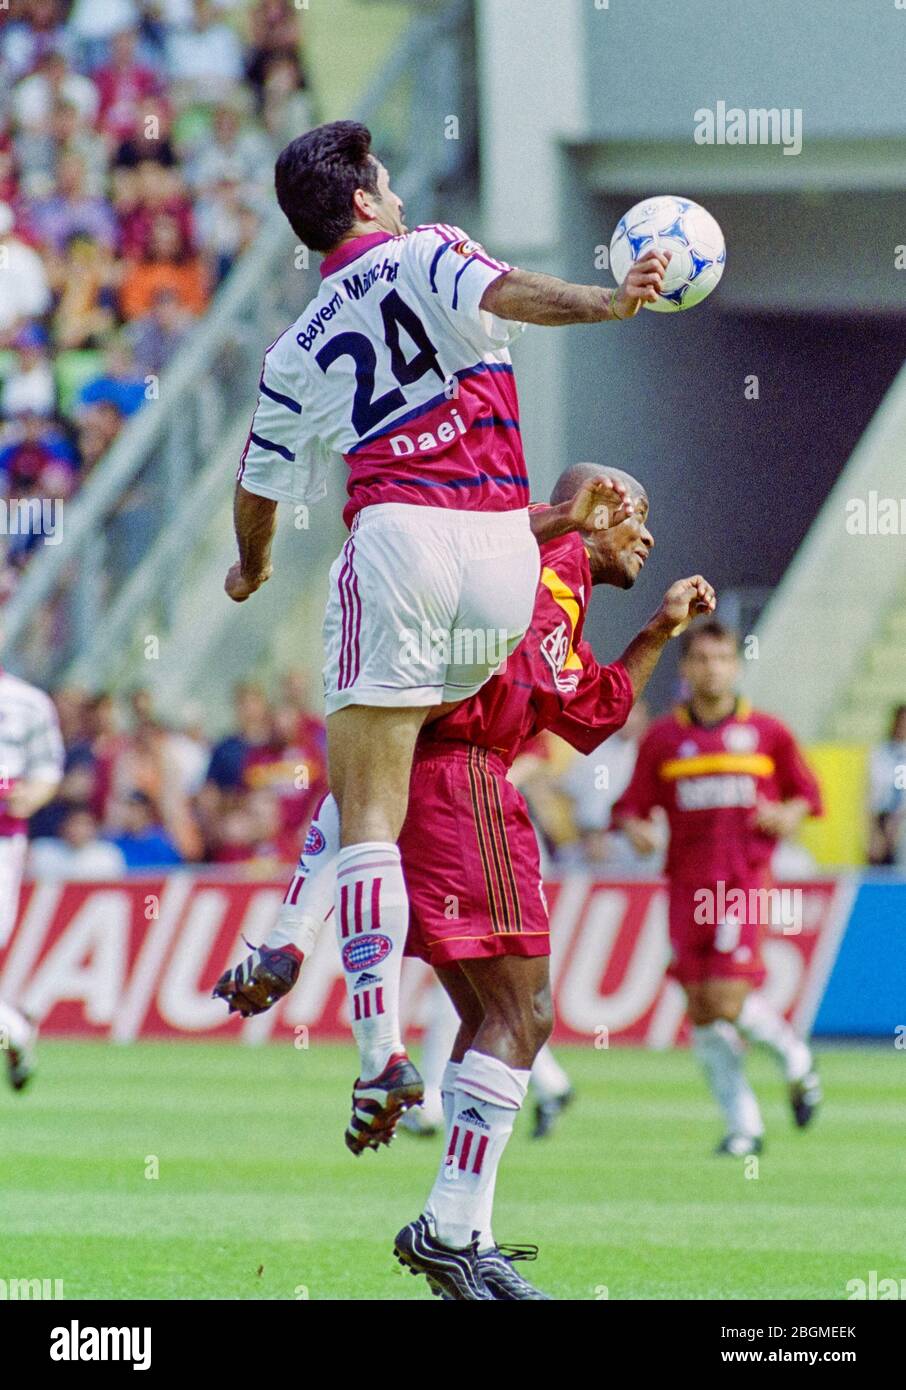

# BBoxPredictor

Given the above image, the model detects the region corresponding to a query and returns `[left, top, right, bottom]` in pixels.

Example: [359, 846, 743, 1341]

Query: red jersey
[611, 700, 823, 882]
[421, 532, 634, 765]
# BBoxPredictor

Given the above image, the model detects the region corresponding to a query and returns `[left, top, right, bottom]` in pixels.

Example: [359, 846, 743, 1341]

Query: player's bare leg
[328, 704, 430, 1154]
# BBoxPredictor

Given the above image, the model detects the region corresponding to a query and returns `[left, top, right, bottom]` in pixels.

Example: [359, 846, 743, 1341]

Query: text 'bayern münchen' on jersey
[237, 225, 526, 528]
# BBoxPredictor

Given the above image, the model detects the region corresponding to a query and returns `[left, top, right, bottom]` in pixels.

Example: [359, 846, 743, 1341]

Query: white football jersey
[0, 669, 64, 834]
[238, 224, 528, 526]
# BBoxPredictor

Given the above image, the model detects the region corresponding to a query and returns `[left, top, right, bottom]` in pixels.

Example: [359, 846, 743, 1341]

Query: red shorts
[667, 876, 767, 987]
[398, 741, 550, 967]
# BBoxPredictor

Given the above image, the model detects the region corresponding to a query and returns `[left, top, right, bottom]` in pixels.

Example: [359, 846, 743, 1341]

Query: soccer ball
[609, 195, 725, 313]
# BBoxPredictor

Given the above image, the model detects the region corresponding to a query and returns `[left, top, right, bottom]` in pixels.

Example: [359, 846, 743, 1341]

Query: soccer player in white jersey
[225, 123, 668, 1174]
[0, 643, 64, 1090]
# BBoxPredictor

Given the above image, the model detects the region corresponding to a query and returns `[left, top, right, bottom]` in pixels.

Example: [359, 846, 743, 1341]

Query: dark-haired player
[225, 119, 671, 1146]
[612, 620, 823, 1156]
[217, 463, 715, 1299]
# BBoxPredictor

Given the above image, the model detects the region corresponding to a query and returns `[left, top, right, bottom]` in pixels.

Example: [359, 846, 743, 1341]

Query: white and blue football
[610, 195, 726, 313]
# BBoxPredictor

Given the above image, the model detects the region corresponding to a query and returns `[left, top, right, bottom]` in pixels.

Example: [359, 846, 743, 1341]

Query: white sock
[692, 1021, 764, 1139]
[424, 1049, 529, 1250]
[530, 1043, 571, 1104]
[335, 841, 408, 1081]
[419, 989, 461, 1126]
[439, 1059, 461, 1135]
[736, 994, 812, 1083]
[267, 794, 339, 956]
[0, 999, 32, 1052]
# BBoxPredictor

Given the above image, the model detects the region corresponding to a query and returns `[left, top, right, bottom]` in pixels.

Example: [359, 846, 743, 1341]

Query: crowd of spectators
[28, 667, 328, 875]
[0, 0, 313, 593]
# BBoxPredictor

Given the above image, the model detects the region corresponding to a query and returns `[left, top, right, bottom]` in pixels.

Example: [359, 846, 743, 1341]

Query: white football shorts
[0, 833, 28, 948]
[322, 503, 539, 714]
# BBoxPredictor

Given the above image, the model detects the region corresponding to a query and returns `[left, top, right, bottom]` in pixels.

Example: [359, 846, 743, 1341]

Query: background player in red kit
[216, 463, 716, 1299]
[612, 619, 823, 1157]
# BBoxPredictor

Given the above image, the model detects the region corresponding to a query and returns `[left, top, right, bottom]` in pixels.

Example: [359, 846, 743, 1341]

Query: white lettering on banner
[546, 875, 588, 992]
[24, 893, 131, 1024]
[645, 979, 688, 1050]
[0, 878, 842, 1045]
[157, 889, 234, 1031]
[112, 874, 193, 1042]
[0, 882, 62, 999]
[557, 889, 669, 1035]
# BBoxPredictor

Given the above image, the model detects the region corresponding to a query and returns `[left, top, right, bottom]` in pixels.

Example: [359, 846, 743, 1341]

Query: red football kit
[397, 531, 634, 965]
[611, 700, 823, 985]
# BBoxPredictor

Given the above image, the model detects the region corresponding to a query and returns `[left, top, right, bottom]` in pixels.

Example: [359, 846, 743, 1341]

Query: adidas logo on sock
[457, 1106, 490, 1130]
[354, 972, 381, 989]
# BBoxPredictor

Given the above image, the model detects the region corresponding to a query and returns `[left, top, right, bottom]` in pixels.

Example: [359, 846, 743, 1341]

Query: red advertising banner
[0, 876, 849, 1045]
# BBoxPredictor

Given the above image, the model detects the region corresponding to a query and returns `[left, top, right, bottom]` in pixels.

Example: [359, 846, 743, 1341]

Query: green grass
[1, 1041, 903, 1300]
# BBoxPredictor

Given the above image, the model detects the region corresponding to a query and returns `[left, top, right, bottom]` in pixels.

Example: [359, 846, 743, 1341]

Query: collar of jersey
[320, 231, 396, 278]
[676, 695, 750, 729]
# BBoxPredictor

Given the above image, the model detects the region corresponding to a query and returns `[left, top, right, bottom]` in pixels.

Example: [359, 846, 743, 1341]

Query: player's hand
[212, 943, 304, 1017]
[753, 797, 801, 838]
[565, 474, 636, 532]
[621, 816, 661, 856]
[653, 575, 716, 638]
[611, 249, 671, 319]
[225, 561, 272, 603]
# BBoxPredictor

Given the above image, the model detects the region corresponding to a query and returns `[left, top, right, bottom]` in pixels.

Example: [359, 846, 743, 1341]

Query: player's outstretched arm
[225, 483, 277, 602]
[530, 475, 635, 543]
[480, 250, 670, 325]
[618, 576, 716, 699]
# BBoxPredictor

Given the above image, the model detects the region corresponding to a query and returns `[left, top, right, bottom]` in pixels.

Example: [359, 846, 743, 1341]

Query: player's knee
[528, 986, 554, 1057]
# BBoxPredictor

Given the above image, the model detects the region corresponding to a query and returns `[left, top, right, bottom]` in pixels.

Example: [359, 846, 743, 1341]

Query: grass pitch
[1, 1040, 902, 1301]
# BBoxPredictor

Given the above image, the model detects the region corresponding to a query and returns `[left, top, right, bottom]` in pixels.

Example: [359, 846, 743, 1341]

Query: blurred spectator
[555, 701, 663, 871]
[66, 0, 142, 63]
[51, 232, 118, 348]
[120, 210, 209, 319]
[0, 202, 52, 341]
[187, 99, 270, 197]
[165, 0, 244, 104]
[112, 94, 177, 172]
[25, 148, 118, 254]
[76, 401, 125, 473]
[29, 804, 127, 879]
[76, 341, 148, 418]
[2, 323, 56, 418]
[205, 681, 273, 793]
[195, 170, 259, 280]
[124, 286, 191, 375]
[0, 412, 78, 500]
[260, 51, 313, 147]
[1, 0, 75, 83]
[94, 28, 162, 145]
[108, 789, 183, 869]
[11, 49, 98, 136]
[23, 673, 324, 872]
[867, 704, 906, 866]
[0, 0, 310, 619]
[117, 161, 194, 260]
